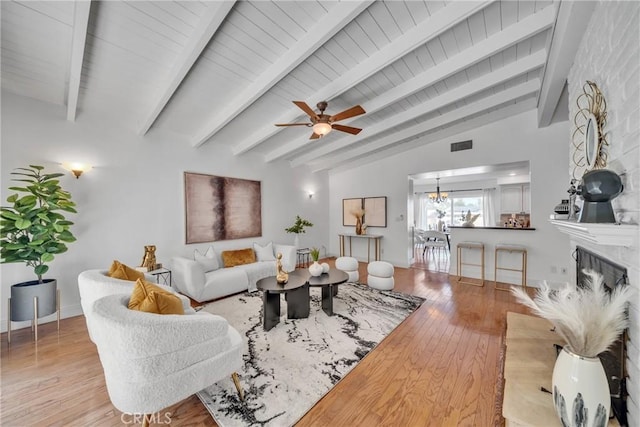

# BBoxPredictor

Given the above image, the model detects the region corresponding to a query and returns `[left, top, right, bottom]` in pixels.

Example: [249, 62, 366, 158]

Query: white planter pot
[308, 261, 323, 277]
[294, 235, 300, 250]
[552, 346, 610, 427]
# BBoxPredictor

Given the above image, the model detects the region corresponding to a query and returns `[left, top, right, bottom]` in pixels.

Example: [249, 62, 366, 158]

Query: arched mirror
[572, 81, 608, 178]
[584, 112, 599, 169]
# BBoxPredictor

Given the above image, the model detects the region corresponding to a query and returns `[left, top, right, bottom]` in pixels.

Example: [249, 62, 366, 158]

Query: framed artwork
[184, 172, 262, 244]
[342, 198, 363, 226]
[364, 196, 387, 227]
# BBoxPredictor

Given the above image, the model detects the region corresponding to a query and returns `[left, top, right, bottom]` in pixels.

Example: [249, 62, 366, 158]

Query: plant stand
[7, 279, 60, 343]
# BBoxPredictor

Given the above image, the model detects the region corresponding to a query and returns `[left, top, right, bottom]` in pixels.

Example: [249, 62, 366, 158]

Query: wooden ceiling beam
[537, 1, 596, 127]
[270, 5, 555, 164]
[290, 51, 546, 166]
[323, 98, 537, 174]
[190, 0, 373, 148]
[137, 1, 236, 136]
[66, 0, 91, 122]
[310, 79, 540, 172]
[232, 0, 491, 155]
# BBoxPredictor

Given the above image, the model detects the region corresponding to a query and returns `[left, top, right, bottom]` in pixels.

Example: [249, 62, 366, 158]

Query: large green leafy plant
[1, 165, 77, 282]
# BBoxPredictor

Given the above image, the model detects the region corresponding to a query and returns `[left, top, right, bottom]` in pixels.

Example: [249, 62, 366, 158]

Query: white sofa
[78, 269, 194, 342]
[171, 243, 296, 303]
[90, 294, 243, 416]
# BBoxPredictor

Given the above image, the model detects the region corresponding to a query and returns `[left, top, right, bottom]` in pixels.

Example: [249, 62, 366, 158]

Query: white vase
[293, 234, 300, 249]
[552, 346, 610, 427]
[308, 261, 323, 277]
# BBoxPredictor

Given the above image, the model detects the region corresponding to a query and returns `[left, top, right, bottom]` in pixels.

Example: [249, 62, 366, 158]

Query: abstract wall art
[184, 172, 262, 244]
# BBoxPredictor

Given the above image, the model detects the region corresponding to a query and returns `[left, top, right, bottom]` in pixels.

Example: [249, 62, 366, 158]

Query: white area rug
[197, 283, 424, 426]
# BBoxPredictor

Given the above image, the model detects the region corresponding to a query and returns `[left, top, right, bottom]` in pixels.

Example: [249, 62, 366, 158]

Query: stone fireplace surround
[564, 2, 639, 424]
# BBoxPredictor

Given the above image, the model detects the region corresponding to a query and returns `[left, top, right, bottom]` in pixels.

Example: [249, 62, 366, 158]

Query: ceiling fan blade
[332, 124, 362, 135]
[310, 132, 321, 140]
[275, 123, 310, 127]
[293, 101, 319, 121]
[329, 105, 365, 122]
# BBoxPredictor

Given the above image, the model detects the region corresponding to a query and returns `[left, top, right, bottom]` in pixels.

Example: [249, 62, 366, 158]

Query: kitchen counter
[449, 226, 536, 230]
[448, 226, 539, 284]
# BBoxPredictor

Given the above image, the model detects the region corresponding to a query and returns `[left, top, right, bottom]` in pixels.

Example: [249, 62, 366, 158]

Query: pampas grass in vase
[512, 269, 631, 427]
[511, 270, 630, 357]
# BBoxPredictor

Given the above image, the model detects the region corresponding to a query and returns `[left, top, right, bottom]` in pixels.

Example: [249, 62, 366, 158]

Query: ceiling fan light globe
[312, 122, 332, 136]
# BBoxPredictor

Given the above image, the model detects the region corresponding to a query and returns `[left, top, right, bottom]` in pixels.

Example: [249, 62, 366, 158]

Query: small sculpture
[461, 210, 480, 227]
[141, 245, 157, 271]
[567, 179, 578, 220]
[276, 253, 288, 284]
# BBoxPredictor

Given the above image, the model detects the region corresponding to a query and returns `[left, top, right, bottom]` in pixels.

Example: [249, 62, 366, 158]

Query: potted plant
[308, 247, 323, 277]
[350, 208, 365, 235]
[1, 165, 77, 326]
[285, 215, 313, 248]
[512, 271, 630, 427]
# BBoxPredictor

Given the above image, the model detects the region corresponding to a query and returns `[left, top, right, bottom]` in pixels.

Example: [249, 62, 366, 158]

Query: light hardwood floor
[1, 259, 530, 426]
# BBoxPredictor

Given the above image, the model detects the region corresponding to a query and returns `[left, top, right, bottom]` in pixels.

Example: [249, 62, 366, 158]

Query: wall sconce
[62, 162, 92, 179]
[308, 192, 314, 199]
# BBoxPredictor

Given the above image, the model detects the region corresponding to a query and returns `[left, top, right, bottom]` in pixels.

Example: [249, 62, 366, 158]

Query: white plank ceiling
[1, 0, 580, 172]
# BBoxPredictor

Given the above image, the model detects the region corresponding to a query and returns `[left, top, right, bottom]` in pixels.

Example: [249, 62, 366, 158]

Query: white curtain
[483, 188, 497, 227]
[415, 194, 430, 230]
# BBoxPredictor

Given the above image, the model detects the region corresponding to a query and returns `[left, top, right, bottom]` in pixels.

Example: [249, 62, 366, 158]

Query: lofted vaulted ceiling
[1, 1, 588, 172]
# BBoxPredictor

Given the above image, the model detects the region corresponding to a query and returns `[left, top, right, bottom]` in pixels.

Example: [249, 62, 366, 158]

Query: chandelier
[429, 178, 448, 203]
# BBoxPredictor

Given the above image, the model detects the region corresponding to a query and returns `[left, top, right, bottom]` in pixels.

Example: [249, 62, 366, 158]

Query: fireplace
[575, 246, 628, 426]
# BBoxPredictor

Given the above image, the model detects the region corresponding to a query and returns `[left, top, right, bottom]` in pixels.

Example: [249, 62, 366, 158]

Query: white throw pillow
[194, 246, 219, 272]
[253, 242, 276, 262]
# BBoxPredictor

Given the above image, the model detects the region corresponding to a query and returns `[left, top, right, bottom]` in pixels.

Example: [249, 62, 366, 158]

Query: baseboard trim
[1, 304, 83, 333]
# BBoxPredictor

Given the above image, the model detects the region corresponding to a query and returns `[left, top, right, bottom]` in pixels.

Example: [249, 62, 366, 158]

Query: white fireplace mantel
[549, 219, 639, 247]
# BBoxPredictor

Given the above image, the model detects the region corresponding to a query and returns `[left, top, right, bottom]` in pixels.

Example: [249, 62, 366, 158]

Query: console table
[338, 233, 382, 263]
[503, 312, 619, 426]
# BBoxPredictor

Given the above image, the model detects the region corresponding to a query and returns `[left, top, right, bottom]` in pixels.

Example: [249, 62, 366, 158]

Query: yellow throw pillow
[107, 260, 145, 281]
[221, 248, 256, 268]
[128, 279, 184, 315]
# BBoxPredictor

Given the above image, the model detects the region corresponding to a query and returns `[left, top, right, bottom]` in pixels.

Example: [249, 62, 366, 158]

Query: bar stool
[456, 241, 485, 287]
[494, 244, 528, 291]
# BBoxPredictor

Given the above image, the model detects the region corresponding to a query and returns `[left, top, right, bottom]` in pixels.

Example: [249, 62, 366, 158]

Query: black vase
[577, 170, 623, 223]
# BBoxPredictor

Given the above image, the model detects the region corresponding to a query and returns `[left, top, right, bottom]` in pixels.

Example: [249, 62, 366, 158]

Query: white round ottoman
[335, 256, 359, 282]
[367, 261, 394, 290]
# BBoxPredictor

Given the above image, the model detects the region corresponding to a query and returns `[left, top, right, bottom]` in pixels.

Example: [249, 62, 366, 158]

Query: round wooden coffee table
[256, 269, 310, 331]
[307, 268, 348, 316]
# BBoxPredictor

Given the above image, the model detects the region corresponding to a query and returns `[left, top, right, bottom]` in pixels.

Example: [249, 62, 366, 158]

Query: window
[416, 191, 485, 230]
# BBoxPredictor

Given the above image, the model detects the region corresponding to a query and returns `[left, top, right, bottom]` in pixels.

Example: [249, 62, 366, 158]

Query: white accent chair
[367, 261, 395, 290]
[77, 269, 194, 342]
[335, 256, 359, 282]
[90, 294, 244, 425]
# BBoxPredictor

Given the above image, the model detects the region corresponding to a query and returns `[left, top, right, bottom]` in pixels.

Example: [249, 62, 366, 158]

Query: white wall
[329, 109, 572, 286]
[0, 92, 330, 332]
[567, 2, 640, 424]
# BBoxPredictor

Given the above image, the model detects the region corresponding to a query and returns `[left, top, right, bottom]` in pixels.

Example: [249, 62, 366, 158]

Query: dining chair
[421, 230, 449, 257]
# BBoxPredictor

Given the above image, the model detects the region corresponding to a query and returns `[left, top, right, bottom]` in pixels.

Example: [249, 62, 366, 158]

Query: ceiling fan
[275, 101, 366, 139]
